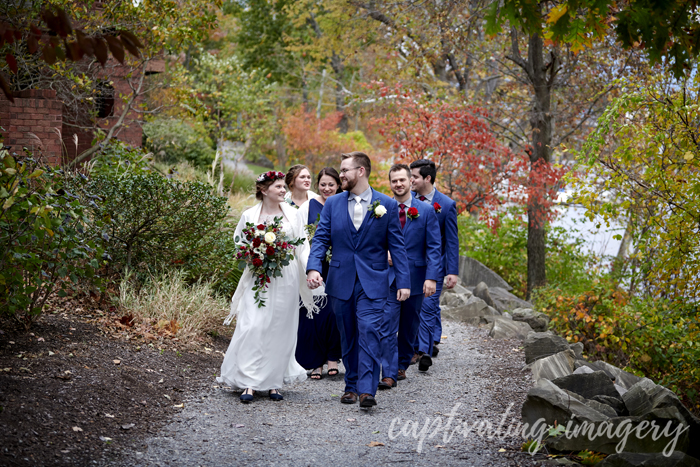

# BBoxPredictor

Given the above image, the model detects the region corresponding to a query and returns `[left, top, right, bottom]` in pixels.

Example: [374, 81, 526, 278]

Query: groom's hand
[397, 288, 410, 302]
[444, 274, 459, 289]
[423, 279, 437, 297]
[306, 270, 323, 289]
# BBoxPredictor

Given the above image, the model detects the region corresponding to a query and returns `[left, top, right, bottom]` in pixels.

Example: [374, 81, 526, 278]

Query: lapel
[339, 191, 356, 247]
[355, 188, 378, 247]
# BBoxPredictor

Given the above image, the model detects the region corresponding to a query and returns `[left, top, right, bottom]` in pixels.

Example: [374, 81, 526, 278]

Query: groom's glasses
[340, 167, 361, 175]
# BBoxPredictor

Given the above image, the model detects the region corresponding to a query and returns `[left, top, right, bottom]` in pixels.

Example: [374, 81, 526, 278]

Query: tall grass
[116, 269, 229, 341]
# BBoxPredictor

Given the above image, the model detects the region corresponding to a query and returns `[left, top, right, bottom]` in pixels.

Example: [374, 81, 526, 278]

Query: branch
[66, 59, 148, 168]
[505, 27, 532, 80]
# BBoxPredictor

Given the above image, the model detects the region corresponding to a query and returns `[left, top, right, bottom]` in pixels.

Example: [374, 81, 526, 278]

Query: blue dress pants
[415, 277, 443, 356]
[380, 281, 424, 381]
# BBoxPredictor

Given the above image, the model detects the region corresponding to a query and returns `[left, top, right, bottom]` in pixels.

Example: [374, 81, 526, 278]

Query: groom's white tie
[353, 195, 364, 230]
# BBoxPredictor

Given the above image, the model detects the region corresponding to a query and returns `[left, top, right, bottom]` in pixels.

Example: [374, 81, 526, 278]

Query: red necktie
[418, 195, 427, 201]
[399, 203, 406, 229]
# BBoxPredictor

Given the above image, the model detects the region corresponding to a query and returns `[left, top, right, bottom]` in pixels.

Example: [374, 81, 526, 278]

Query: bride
[217, 170, 323, 403]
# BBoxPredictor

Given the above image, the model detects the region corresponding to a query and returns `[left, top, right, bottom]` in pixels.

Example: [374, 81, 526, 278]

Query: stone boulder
[591, 394, 629, 416]
[569, 342, 584, 360]
[511, 308, 550, 332]
[488, 286, 534, 313]
[574, 360, 644, 390]
[442, 296, 500, 326]
[441, 292, 471, 308]
[598, 452, 700, 467]
[443, 282, 471, 296]
[458, 256, 513, 290]
[488, 316, 533, 339]
[524, 349, 576, 381]
[522, 378, 612, 428]
[472, 282, 495, 308]
[524, 332, 571, 364]
[551, 371, 623, 401]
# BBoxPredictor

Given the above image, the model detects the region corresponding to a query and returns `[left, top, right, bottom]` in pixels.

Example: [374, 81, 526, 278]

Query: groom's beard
[342, 177, 357, 192]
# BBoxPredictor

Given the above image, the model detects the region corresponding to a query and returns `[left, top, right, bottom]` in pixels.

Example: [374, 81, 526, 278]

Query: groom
[307, 152, 411, 408]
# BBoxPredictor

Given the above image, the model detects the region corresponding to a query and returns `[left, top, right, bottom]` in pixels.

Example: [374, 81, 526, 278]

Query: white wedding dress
[217, 202, 321, 391]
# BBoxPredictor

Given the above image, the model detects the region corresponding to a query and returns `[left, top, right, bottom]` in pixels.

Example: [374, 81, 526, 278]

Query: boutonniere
[407, 206, 419, 220]
[368, 200, 387, 218]
[433, 202, 442, 213]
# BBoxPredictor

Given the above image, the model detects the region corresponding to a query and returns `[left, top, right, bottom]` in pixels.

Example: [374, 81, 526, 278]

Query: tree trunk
[331, 53, 348, 133]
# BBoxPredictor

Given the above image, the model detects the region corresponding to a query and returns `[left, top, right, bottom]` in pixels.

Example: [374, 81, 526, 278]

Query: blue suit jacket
[388, 195, 442, 296]
[414, 189, 460, 277]
[307, 188, 411, 300]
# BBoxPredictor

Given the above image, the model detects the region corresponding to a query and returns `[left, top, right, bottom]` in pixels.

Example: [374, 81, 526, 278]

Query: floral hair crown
[256, 170, 285, 183]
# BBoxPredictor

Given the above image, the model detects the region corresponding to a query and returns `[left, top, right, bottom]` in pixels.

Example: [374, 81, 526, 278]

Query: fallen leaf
[72, 426, 83, 432]
[99, 436, 112, 442]
[121, 423, 135, 430]
[367, 441, 384, 447]
[435, 445, 446, 448]
[372, 430, 380, 434]
[408, 400, 416, 403]
[174, 403, 184, 408]
[158, 378, 164, 383]
[441, 335, 447, 339]
[330, 394, 339, 397]
[347, 418, 356, 422]
[48, 351, 55, 356]
[105, 414, 114, 418]
[163, 394, 170, 399]
[235, 424, 244, 428]
[37, 337, 45, 342]
[498, 448, 507, 452]
[113, 360, 121, 365]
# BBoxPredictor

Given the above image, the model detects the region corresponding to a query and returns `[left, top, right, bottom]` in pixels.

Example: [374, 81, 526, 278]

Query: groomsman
[378, 164, 442, 389]
[307, 152, 411, 408]
[410, 159, 460, 372]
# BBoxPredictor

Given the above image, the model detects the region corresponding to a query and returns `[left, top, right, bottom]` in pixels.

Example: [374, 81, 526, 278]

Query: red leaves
[104, 35, 125, 64]
[5, 53, 17, 74]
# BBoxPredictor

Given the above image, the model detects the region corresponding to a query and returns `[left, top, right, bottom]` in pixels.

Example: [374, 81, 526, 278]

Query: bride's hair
[255, 171, 286, 200]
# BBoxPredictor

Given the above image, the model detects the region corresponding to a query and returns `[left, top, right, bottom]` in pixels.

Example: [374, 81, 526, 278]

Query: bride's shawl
[223, 201, 326, 325]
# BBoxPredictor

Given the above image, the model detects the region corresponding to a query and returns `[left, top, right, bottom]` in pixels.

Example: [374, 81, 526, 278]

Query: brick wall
[0, 89, 63, 165]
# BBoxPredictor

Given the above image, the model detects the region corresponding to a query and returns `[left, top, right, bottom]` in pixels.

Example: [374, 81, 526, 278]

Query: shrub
[143, 118, 215, 168]
[116, 268, 229, 341]
[83, 173, 229, 274]
[0, 149, 104, 327]
[86, 140, 154, 177]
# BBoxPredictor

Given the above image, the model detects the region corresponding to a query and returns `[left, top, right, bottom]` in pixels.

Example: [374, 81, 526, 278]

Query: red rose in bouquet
[253, 257, 263, 267]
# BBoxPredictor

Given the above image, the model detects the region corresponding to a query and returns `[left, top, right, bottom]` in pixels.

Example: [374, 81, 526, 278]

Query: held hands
[444, 274, 459, 289]
[397, 288, 410, 302]
[423, 279, 437, 297]
[306, 270, 323, 289]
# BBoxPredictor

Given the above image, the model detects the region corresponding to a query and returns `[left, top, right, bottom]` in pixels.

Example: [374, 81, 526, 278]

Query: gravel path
[112, 320, 546, 466]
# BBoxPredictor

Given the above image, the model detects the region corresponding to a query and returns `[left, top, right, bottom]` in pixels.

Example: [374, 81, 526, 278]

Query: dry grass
[227, 191, 257, 219]
[116, 269, 230, 342]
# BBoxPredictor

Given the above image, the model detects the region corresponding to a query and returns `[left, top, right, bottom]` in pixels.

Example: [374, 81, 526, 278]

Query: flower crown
[257, 170, 286, 183]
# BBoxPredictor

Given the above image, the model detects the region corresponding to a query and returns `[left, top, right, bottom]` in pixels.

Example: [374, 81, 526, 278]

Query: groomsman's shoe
[410, 353, 420, 365]
[340, 392, 358, 404]
[418, 354, 433, 372]
[378, 377, 396, 390]
[432, 344, 440, 358]
[397, 369, 406, 381]
[359, 393, 377, 408]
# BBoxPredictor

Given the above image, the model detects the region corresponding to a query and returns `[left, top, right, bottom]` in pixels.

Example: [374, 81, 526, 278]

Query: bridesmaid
[284, 164, 316, 208]
[295, 167, 343, 379]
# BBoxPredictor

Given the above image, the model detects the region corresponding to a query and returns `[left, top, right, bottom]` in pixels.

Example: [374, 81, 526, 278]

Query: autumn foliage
[370, 83, 566, 228]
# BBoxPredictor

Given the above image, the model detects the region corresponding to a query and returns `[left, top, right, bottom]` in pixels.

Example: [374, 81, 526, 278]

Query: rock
[569, 342, 584, 360]
[591, 395, 628, 416]
[441, 292, 470, 308]
[443, 282, 470, 295]
[458, 256, 513, 290]
[585, 361, 644, 390]
[524, 332, 571, 364]
[488, 286, 534, 313]
[512, 308, 550, 332]
[551, 371, 622, 401]
[442, 296, 498, 325]
[502, 312, 512, 320]
[522, 378, 612, 429]
[524, 349, 576, 381]
[574, 365, 595, 375]
[598, 452, 700, 467]
[488, 317, 533, 339]
[546, 407, 692, 456]
[472, 282, 495, 308]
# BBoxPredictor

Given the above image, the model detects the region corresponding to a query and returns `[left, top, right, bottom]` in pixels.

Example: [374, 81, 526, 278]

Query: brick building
[0, 59, 163, 165]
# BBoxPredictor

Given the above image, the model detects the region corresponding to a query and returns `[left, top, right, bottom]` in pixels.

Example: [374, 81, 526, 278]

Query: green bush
[88, 140, 154, 177]
[0, 149, 104, 327]
[84, 173, 229, 273]
[143, 118, 215, 168]
[181, 232, 243, 298]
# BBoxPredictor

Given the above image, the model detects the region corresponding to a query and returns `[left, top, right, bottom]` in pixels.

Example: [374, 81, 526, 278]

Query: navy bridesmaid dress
[295, 198, 342, 370]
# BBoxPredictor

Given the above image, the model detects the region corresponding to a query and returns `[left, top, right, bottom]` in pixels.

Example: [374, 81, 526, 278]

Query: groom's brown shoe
[359, 393, 377, 407]
[397, 369, 406, 381]
[377, 377, 396, 390]
[340, 391, 358, 404]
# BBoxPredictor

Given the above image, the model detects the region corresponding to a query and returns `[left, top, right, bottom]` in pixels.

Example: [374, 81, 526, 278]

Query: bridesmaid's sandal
[268, 389, 283, 401]
[310, 368, 323, 380]
[327, 361, 339, 376]
[240, 388, 254, 403]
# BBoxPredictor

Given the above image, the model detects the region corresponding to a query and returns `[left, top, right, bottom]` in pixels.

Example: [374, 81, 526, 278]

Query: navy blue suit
[307, 188, 410, 396]
[414, 189, 459, 355]
[380, 196, 441, 381]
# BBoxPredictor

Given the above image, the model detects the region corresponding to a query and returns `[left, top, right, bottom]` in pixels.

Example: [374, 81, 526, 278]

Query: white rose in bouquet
[264, 232, 277, 244]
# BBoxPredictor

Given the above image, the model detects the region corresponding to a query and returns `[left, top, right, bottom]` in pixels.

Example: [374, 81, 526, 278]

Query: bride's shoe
[268, 389, 284, 401]
[240, 388, 254, 403]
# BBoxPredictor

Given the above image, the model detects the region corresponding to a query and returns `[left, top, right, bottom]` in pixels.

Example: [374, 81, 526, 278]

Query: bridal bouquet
[235, 217, 304, 307]
[305, 214, 332, 262]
